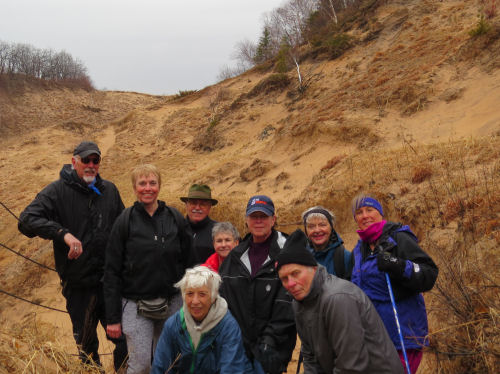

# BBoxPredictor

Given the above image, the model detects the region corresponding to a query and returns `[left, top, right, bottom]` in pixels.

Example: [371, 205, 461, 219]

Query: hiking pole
[385, 272, 411, 374]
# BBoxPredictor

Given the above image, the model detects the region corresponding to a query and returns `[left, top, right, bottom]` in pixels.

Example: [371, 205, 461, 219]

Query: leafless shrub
[217, 64, 247, 81]
[258, 125, 276, 140]
[427, 238, 499, 373]
[275, 171, 290, 183]
[411, 164, 433, 183]
[247, 73, 291, 98]
[191, 126, 225, 153]
[239, 159, 273, 182]
[439, 87, 465, 103]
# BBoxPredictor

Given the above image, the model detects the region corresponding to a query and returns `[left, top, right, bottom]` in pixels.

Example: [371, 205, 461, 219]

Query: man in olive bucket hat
[180, 184, 219, 262]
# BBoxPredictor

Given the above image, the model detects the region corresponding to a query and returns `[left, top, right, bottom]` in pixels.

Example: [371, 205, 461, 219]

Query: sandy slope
[0, 0, 498, 372]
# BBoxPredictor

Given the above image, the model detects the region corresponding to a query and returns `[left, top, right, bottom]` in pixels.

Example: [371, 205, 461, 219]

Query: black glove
[376, 251, 406, 277]
[257, 343, 283, 374]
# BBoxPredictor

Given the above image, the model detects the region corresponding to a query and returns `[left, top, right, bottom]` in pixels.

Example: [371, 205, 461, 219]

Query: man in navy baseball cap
[246, 195, 275, 216]
[219, 194, 296, 374]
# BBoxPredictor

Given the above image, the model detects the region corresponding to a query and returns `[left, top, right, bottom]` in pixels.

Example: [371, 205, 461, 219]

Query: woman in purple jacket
[350, 194, 438, 374]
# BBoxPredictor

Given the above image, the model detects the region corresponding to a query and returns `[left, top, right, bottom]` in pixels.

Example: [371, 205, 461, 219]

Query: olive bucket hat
[180, 184, 218, 206]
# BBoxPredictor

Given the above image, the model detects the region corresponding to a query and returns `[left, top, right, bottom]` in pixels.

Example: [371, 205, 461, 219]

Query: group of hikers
[18, 141, 438, 374]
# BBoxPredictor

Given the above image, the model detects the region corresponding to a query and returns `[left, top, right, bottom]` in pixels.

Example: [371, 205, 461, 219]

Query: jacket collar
[235, 230, 284, 258]
[133, 200, 165, 215]
[188, 215, 212, 229]
[60, 164, 104, 194]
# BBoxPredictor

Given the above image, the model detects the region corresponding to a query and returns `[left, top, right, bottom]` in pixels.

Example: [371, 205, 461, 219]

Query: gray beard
[83, 175, 96, 184]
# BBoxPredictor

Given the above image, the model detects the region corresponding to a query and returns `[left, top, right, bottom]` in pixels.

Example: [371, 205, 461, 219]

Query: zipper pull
[154, 235, 158, 241]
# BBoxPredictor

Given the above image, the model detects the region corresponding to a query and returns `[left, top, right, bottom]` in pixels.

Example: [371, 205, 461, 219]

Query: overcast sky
[1, 0, 285, 95]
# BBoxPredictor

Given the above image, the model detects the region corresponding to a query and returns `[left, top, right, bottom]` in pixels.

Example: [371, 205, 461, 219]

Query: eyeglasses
[187, 199, 211, 208]
[80, 156, 101, 165]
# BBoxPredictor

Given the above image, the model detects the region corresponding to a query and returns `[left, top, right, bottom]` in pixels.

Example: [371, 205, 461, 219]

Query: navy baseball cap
[246, 195, 275, 216]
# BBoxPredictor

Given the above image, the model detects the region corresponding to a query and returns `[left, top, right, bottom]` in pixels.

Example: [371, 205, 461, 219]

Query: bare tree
[264, 0, 317, 49]
[326, 0, 339, 24]
[231, 39, 257, 69]
[217, 64, 239, 81]
[0, 41, 11, 74]
[0, 40, 91, 84]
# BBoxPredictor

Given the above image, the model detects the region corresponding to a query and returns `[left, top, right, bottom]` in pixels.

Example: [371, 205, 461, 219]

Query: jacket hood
[60, 164, 103, 194]
[379, 221, 418, 243]
[183, 295, 228, 349]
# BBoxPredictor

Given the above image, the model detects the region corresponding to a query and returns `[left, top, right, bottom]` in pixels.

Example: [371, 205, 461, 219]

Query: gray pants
[122, 294, 182, 374]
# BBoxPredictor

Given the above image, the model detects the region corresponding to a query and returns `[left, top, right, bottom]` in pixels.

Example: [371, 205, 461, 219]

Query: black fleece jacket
[104, 201, 196, 324]
[187, 215, 217, 263]
[18, 164, 124, 287]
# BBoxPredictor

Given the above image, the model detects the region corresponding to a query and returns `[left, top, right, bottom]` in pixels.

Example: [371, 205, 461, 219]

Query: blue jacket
[351, 222, 438, 350]
[151, 308, 252, 374]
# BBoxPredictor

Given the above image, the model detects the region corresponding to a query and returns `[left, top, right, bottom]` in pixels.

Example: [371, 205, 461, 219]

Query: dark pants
[63, 283, 128, 371]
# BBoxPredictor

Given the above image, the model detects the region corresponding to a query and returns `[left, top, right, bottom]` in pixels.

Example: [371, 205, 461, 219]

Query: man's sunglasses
[80, 156, 101, 165]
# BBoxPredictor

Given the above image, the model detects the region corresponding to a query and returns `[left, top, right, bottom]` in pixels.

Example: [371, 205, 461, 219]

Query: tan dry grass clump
[280, 135, 500, 373]
[0, 320, 105, 374]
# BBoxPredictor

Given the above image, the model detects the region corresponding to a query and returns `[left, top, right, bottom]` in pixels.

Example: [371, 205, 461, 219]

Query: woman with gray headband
[301, 206, 353, 280]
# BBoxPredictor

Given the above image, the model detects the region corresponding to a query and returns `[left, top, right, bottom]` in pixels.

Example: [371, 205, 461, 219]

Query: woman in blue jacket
[151, 266, 252, 374]
[350, 194, 438, 374]
[302, 206, 353, 280]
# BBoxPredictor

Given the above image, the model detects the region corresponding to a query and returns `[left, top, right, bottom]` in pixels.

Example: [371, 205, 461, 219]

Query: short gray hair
[175, 266, 221, 302]
[212, 222, 240, 241]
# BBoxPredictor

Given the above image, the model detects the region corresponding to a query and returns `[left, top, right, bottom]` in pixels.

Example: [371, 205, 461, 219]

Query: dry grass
[280, 135, 500, 373]
[0, 2, 498, 374]
[0, 320, 106, 374]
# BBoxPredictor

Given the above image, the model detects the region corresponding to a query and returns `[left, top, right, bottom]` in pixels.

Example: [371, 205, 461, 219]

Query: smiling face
[246, 211, 276, 243]
[186, 199, 212, 224]
[213, 232, 238, 260]
[184, 285, 212, 322]
[305, 216, 332, 251]
[354, 206, 384, 230]
[72, 154, 100, 183]
[278, 263, 316, 301]
[133, 173, 160, 207]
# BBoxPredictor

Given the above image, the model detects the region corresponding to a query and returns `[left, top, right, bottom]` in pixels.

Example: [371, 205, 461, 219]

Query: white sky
[1, 0, 285, 95]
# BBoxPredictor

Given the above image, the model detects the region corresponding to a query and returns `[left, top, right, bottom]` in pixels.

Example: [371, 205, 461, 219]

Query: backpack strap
[333, 245, 346, 279]
[119, 206, 133, 243]
[165, 205, 184, 228]
[165, 205, 197, 266]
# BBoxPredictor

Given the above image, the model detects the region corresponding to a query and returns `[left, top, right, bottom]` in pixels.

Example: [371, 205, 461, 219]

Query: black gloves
[257, 343, 283, 374]
[377, 251, 406, 278]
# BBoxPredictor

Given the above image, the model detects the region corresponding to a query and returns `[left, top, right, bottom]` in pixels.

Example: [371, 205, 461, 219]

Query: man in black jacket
[219, 195, 296, 374]
[18, 141, 127, 372]
[180, 183, 218, 262]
